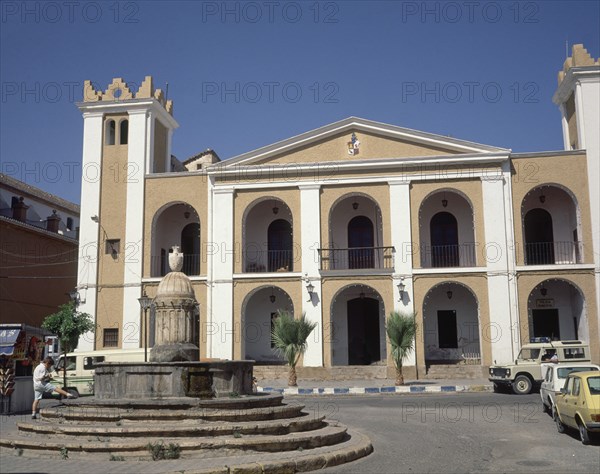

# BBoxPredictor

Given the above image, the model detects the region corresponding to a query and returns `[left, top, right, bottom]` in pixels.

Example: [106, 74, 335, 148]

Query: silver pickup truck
[489, 340, 591, 395]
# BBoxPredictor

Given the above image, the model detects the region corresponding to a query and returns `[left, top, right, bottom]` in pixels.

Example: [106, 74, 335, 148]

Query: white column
[575, 82, 587, 149]
[145, 111, 155, 173]
[482, 169, 516, 364]
[209, 187, 235, 359]
[559, 104, 570, 150]
[165, 128, 173, 172]
[121, 109, 149, 348]
[578, 78, 600, 344]
[300, 184, 322, 366]
[389, 180, 416, 366]
[76, 112, 104, 351]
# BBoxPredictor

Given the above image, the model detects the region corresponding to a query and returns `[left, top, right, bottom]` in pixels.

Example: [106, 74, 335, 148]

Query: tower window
[103, 328, 118, 348]
[105, 239, 120, 258]
[106, 120, 116, 145]
[66, 217, 74, 231]
[120, 119, 128, 145]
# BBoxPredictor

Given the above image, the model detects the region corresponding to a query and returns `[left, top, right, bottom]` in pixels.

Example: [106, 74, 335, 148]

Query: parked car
[540, 363, 599, 415]
[489, 339, 590, 395]
[554, 371, 600, 444]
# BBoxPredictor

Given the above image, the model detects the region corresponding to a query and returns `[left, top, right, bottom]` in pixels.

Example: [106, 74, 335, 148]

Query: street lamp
[138, 290, 153, 362]
[68, 288, 80, 306]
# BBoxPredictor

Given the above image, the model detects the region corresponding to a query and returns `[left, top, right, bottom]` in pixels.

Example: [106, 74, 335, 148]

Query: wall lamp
[305, 277, 315, 301]
[397, 278, 406, 301]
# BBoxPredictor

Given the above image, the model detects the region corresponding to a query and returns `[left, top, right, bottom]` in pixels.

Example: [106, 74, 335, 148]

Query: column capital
[388, 179, 411, 187]
[298, 183, 321, 191]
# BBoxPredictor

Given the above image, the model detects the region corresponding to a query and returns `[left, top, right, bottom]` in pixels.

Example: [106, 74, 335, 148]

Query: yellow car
[554, 371, 600, 444]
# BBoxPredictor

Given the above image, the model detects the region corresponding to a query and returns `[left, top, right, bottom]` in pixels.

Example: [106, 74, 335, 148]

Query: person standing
[32, 357, 75, 419]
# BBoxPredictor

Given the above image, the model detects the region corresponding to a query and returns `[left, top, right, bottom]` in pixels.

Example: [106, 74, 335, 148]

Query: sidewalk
[256, 377, 493, 395]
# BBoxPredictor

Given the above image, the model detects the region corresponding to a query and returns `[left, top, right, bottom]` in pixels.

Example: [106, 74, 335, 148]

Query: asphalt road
[291, 392, 600, 473]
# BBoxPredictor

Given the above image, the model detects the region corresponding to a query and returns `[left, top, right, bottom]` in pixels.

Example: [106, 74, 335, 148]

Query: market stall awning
[0, 328, 25, 356]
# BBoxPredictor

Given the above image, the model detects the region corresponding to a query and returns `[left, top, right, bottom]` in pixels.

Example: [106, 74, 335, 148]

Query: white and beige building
[74, 45, 600, 377]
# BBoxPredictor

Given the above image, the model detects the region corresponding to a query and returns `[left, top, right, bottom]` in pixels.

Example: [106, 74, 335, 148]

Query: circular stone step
[1, 422, 347, 454]
[16, 414, 325, 438]
[40, 402, 306, 423]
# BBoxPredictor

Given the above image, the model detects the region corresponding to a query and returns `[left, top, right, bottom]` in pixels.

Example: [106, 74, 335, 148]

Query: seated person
[541, 350, 558, 363]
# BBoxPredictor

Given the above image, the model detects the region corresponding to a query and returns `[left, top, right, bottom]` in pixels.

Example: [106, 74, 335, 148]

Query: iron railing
[524, 241, 583, 265]
[318, 246, 395, 270]
[244, 249, 294, 273]
[150, 254, 201, 277]
[420, 244, 477, 268]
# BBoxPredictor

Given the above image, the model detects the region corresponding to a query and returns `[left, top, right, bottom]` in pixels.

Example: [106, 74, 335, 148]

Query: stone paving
[0, 378, 494, 473]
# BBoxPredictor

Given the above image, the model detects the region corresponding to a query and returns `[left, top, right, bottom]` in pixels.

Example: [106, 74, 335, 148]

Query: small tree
[271, 310, 316, 387]
[386, 311, 418, 386]
[41, 301, 95, 390]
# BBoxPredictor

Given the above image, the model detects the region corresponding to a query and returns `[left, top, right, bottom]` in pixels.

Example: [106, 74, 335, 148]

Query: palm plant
[271, 310, 317, 387]
[386, 311, 418, 386]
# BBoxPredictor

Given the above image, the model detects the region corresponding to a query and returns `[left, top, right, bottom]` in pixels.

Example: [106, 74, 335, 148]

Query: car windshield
[587, 377, 600, 395]
[557, 367, 599, 379]
[518, 348, 540, 360]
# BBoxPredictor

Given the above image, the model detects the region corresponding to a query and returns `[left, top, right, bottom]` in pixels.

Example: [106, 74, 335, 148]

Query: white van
[540, 362, 600, 415]
[54, 349, 145, 396]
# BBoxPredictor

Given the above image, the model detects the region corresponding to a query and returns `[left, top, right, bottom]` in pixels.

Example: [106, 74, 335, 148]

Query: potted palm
[386, 311, 418, 386]
[271, 310, 316, 387]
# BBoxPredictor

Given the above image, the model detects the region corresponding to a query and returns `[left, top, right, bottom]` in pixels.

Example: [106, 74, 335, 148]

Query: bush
[146, 441, 181, 460]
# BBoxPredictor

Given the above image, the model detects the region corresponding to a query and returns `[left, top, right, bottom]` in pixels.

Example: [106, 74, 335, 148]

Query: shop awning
[0, 328, 25, 356]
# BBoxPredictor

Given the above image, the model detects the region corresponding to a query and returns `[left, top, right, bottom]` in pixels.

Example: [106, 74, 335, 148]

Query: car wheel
[542, 401, 550, 414]
[554, 411, 566, 434]
[493, 383, 500, 393]
[578, 420, 591, 445]
[512, 375, 532, 395]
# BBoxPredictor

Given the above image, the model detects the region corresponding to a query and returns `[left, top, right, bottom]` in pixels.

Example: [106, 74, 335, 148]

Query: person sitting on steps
[32, 357, 76, 420]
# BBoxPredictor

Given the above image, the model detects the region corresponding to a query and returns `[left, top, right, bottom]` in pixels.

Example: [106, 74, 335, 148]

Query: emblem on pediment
[347, 133, 360, 156]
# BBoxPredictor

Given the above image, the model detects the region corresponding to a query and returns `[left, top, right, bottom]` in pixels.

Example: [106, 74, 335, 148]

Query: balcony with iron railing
[244, 250, 294, 273]
[150, 254, 201, 277]
[420, 244, 478, 268]
[524, 241, 583, 265]
[318, 246, 395, 271]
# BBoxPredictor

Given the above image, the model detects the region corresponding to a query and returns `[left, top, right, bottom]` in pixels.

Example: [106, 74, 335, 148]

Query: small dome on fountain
[156, 271, 194, 299]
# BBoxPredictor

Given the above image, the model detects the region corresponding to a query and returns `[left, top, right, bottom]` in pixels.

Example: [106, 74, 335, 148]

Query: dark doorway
[532, 309, 560, 340]
[524, 208, 554, 265]
[348, 215, 374, 269]
[347, 297, 380, 365]
[267, 219, 293, 272]
[181, 222, 200, 275]
[437, 310, 458, 348]
[430, 212, 459, 267]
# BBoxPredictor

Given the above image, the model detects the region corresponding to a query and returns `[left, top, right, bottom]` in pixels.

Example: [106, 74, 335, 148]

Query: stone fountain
[94, 246, 253, 399]
[0, 247, 373, 471]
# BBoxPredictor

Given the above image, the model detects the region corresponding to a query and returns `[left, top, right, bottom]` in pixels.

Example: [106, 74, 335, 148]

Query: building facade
[0, 174, 80, 327]
[74, 45, 600, 377]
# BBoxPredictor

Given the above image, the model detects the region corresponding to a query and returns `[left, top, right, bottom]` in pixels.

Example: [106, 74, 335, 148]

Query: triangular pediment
[221, 117, 508, 167]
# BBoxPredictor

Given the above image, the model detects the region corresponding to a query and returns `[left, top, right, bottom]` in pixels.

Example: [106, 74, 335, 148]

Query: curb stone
[257, 384, 493, 395]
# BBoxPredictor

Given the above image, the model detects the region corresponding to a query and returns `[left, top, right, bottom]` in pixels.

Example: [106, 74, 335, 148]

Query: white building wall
[482, 171, 516, 365]
[300, 184, 323, 366]
[121, 109, 150, 349]
[76, 111, 104, 351]
[389, 181, 416, 366]
[209, 188, 235, 359]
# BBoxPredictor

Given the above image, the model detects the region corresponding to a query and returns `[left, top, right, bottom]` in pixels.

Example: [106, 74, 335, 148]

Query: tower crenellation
[83, 76, 174, 115]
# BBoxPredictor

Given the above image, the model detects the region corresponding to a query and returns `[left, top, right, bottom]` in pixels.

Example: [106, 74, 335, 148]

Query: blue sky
[1, 1, 599, 204]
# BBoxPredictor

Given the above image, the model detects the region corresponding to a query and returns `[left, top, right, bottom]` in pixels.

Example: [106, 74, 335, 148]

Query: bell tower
[76, 77, 178, 351]
[553, 44, 600, 341]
